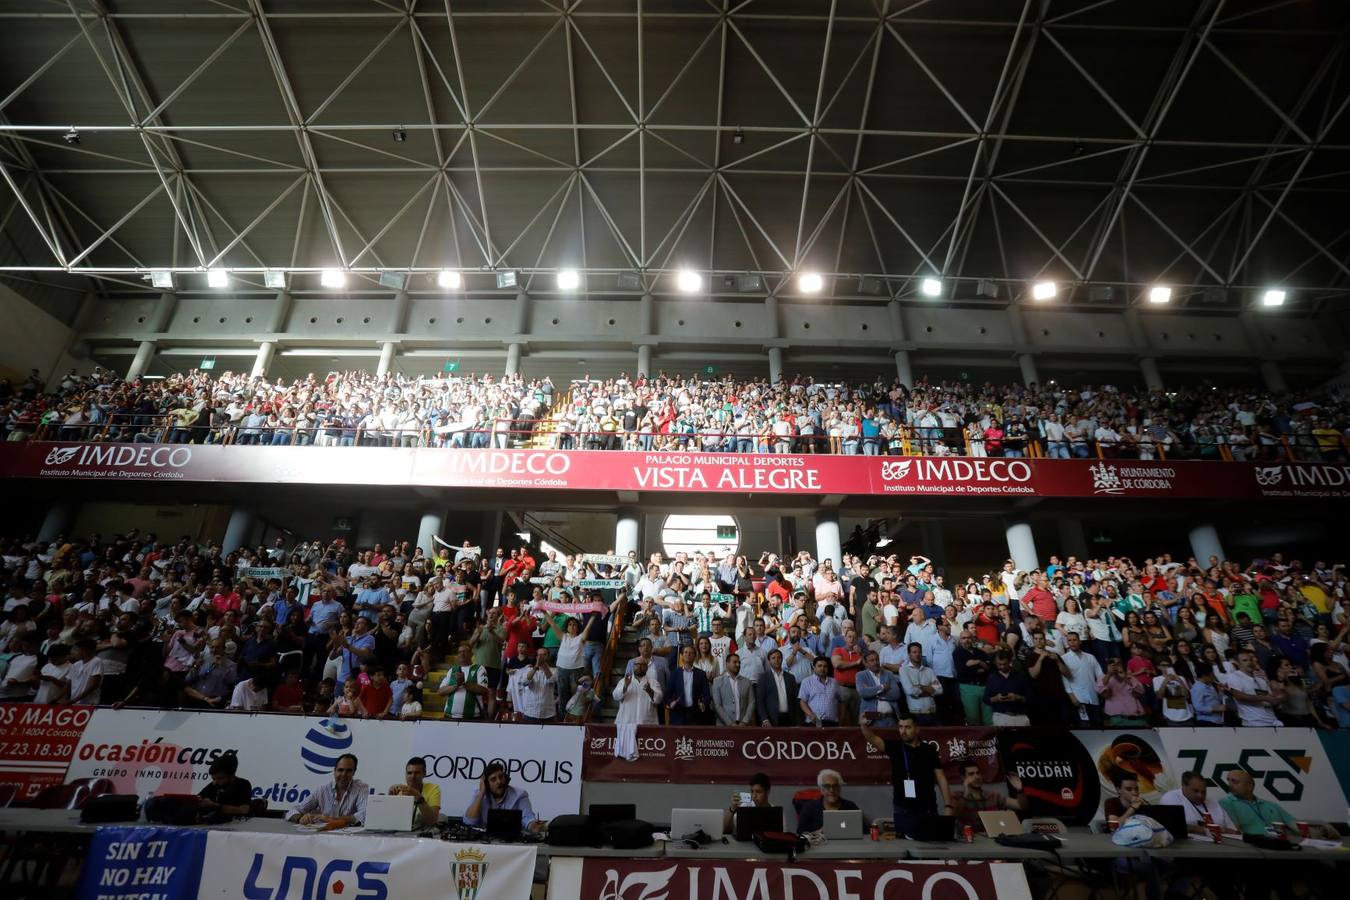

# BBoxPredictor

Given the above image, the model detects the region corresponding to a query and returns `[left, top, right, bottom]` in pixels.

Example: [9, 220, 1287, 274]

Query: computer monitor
[1138, 804, 1187, 842]
[487, 808, 523, 839]
[734, 805, 784, 842]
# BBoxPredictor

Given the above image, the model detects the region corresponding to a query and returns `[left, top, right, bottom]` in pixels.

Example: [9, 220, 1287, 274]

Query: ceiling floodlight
[676, 270, 702, 293]
[798, 272, 824, 294]
[496, 269, 519, 289]
[1261, 288, 1286, 307]
[206, 268, 229, 289]
[320, 269, 347, 289]
[263, 270, 286, 289]
[1031, 280, 1058, 301]
[617, 271, 643, 290]
[1148, 285, 1172, 304]
[556, 269, 580, 291]
[437, 269, 462, 290]
[149, 270, 173, 289]
[920, 277, 942, 298]
[378, 272, 406, 290]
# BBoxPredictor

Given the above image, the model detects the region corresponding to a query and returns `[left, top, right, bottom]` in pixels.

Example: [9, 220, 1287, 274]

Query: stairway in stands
[592, 619, 642, 723]
[522, 389, 573, 449]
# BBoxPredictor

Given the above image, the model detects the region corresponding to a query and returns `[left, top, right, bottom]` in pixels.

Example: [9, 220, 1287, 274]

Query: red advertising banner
[0, 703, 94, 800]
[570, 858, 1025, 900]
[1, 441, 1348, 499]
[583, 725, 1001, 786]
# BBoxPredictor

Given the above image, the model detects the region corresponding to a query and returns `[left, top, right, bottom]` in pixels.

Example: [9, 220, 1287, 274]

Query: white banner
[582, 554, 627, 567]
[65, 710, 584, 821]
[197, 829, 535, 900]
[413, 722, 584, 823]
[1072, 729, 1180, 821]
[1156, 726, 1350, 823]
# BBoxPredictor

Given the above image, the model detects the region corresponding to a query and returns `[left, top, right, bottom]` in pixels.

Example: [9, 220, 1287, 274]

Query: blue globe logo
[300, 717, 353, 775]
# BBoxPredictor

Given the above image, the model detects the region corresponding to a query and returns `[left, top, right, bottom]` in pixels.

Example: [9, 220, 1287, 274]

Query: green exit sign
[200, 358, 215, 370]
[716, 524, 737, 540]
[705, 365, 715, 374]
[443, 361, 459, 373]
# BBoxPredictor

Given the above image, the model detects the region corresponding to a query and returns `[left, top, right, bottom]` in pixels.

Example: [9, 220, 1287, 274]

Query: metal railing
[5, 416, 1344, 462]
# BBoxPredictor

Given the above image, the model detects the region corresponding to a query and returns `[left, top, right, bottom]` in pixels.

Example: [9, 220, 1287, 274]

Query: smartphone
[738, 792, 753, 806]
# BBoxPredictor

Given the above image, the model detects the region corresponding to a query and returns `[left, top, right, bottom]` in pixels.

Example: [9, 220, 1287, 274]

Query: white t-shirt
[1226, 669, 1282, 726]
[68, 657, 104, 705]
[229, 680, 269, 711]
[34, 660, 71, 704]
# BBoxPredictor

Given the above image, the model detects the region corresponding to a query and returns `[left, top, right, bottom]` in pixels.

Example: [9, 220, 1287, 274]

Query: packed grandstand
[3, 367, 1347, 461]
[3, 524, 1347, 732]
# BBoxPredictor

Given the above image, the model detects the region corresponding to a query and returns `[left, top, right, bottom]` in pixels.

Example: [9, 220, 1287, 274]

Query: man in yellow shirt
[1298, 576, 1332, 617]
[389, 756, 441, 827]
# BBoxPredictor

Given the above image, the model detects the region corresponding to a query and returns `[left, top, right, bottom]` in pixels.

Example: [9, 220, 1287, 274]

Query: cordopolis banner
[61, 709, 583, 821]
[75, 825, 535, 900]
[547, 858, 1032, 900]
[6, 441, 1350, 499]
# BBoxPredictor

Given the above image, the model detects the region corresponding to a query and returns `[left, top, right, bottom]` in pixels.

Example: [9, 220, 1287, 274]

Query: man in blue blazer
[665, 644, 711, 725]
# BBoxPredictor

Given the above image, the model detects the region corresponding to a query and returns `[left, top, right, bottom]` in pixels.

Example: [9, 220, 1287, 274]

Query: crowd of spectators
[2, 523, 1347, 732]
[0, 367, 551, 448]
[3, 366, 1347, 461]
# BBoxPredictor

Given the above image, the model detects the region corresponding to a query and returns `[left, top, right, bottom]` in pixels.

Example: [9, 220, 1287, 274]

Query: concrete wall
[0, 282, 83, 385]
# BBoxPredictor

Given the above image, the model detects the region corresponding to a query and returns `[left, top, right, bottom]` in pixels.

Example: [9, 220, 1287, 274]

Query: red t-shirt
[360, 680, 393, 716]
[832, 646, 862, 687]
[1021, 587, 1057, 622]
[504, 615, 536, 658]
[273, 681, 305, 710]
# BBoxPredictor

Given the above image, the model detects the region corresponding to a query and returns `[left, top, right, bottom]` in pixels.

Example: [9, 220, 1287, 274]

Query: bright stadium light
[263, 270, 286, 289]
[798, 272, 824, 293]
[437, 269, 462, 290]
[1148, 285, 1172, 304]
[921, 277, 942, 298]
[320, 269, 346, 289]
[676, 269, 702, 293]
[149, 270, 173, 289]
[206, 268, 229, 288]
[556, 269, 580, 291]
[1261, 288, 1286, 307]
[1031, 280, 1058, 301]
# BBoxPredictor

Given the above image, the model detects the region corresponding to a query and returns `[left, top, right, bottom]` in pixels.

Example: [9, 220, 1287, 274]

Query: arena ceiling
[1, 0, 1349, 322]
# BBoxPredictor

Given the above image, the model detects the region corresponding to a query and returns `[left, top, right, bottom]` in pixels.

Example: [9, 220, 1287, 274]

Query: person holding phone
[722, 771, 773, 834]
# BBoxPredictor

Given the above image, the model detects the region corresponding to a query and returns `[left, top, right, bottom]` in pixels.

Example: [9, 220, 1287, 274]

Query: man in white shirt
[898, 642, 942, 724]
[34, 643, 72, 704]
[1059, 633, 1104, 727]
[1225, 650, 1283, 727]
[228, 674, 269, 711]
[513, 647, 558, 723]
[67, 639, 104, 705]
[1159, 771, 1238, 836]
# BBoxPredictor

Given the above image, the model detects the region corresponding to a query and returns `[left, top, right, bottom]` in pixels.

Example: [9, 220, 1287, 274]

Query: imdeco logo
[43, 446, 80, 465]
[1255, 466, 1285, 486]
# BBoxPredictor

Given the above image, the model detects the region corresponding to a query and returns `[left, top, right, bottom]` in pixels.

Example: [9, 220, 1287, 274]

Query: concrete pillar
[1140, 357, 1164, 392]
[149, 291, 176, 332]
[267, 290, 293, 333]
[222, 507, 257, 555]
[1005, 305, 1029, 344]
[377, 341, 396, 377]
[37, 502, 76, 545]
[639, 291, 655, 336]
[416, 508, 445, 557]
[1188, 523, 1226, 567]
[1260, 360, 1287, 394]
[814, 510, 841, 570]
[779, 516, 798, 558]
[391, 289, 410, 334]
[615, 507, 641, 558]
[765, 293, 781, 339]
[480, 510, 505, 559]
[888, 299, 906, 343]
[126, 340, 156, 380]
[1005, 519, 1039, 573]
[919, 521, 946, 568]
[505, 342, 523, 377]
[637, 344, 651, 378]
[894, 350, 913, 388]
[1056, 516, 1089, 562]
[513, 288, 530, 335]
[1018, 353, 1039, 387]
[250, 341, 275, 379]
[768, 347, 783, 384]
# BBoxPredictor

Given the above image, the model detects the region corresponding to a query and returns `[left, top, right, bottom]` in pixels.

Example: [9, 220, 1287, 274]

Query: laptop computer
[670, 808, 724, 841]
[487, 808, 524, 840]
[364, 794, 414, 831]
[978, 810, 1022, 837]
[1138, 804, 1188, 842]
[822, 809, 865, 840]
[734, 805, 784, 842]
[908, 814, 956, 842]
[590, 803, 637, 825]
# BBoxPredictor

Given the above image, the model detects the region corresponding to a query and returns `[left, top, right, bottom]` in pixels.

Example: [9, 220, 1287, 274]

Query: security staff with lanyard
[860, 712, 952, 838]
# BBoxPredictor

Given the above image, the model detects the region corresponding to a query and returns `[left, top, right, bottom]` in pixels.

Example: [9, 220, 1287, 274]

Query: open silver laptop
[978, 810, 1021, 837]
[670, 808, 724, 841]
[364, 794, 415, 831]
[823, 809, 865, 839]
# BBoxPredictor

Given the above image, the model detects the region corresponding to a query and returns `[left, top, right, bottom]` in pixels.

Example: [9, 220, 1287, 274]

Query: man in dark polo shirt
[860, 714, 952, 838]
[198, 752, 253, 817]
